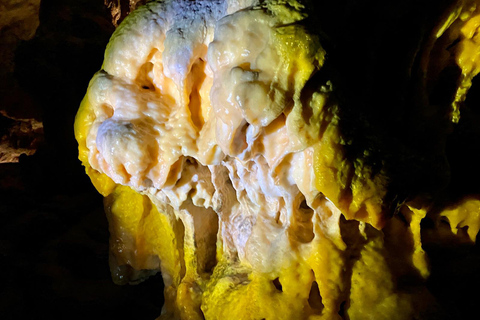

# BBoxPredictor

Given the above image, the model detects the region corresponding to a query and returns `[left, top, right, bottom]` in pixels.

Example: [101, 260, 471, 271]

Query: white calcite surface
[84, 0, 328, 273]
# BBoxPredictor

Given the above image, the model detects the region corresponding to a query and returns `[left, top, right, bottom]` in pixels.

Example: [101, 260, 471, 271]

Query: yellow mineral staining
[439, 197, 480, 241]
[75, 1, 480, 319]
[75, 95, 117, 197]
[404, 205, 430, 279]
[313, 107, 387, 229]
[348, 232, 414, 320]
[451, 5, 480, 122]
[429, 0, 480, 122]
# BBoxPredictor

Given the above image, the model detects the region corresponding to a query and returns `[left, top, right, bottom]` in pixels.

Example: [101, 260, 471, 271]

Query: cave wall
[0, 1, 163, 319]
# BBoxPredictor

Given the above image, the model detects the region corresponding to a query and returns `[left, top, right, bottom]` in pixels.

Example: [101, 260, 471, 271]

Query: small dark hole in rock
[420, 216, 435, 229]
[446, 38, 461, 51]
[272, 277, 282, 292]
[300, 199, 310, 210]
[338, 300, 347, 318]
[396, 210, 409, 226]
[308, 280, 324, 312]
[440, 217, 451, 227]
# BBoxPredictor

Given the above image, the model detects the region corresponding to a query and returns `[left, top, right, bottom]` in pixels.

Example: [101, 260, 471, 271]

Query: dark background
[1, 0, 480, 319]
[0, 0, 163, 319]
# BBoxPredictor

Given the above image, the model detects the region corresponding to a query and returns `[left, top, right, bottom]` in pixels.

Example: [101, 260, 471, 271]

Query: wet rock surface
[1, 1, 480, 319]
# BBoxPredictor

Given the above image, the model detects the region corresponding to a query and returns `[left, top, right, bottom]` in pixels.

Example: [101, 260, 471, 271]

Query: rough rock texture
[0, 0, 41, 79]
[1, 1, 480, 319]
[0, 0, 43, 162]
[0, 111, 43, 163]
[76, 0, 480, 319]
[0, 0, 145, 162]
[104, 0, 148, 26]
[0, 1, 165, 319]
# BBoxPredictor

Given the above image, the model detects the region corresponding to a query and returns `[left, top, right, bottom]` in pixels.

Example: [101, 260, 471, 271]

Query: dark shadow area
[307, 1, 480, 318]
[0, 0, 164, 319]
[0, 176, 164, 320]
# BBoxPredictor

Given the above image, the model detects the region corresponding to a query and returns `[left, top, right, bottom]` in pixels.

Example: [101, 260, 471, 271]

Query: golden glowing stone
[75, 1, 480, 319]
